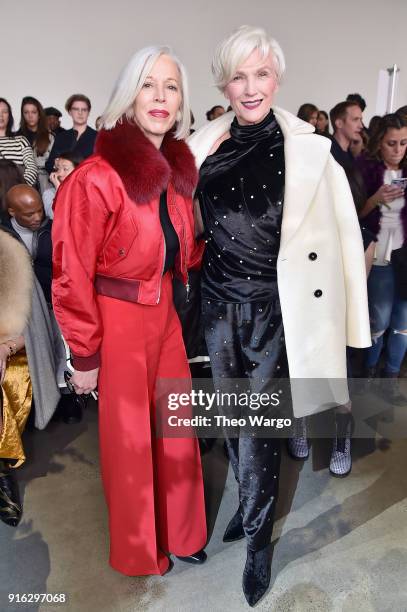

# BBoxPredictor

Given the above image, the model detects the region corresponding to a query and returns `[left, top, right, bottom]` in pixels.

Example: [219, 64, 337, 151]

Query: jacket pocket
[101, 212, 138, 269]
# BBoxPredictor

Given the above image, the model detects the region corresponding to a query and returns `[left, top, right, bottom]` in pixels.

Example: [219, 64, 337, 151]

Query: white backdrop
[4, 0, 407, 130]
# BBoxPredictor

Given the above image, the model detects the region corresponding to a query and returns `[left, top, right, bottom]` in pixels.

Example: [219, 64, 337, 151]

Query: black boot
[223, 507, 244, 542]
[58, 393, 84, 424]
[356, 366, 377, 395]
[382, 372, 407, 407]
[0, 461, 22, 527]
[242, 543, 273, 607]
[176, 549, 207, 565]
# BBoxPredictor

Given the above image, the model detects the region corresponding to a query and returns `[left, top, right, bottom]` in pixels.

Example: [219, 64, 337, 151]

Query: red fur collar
[94, 118, 198, 203]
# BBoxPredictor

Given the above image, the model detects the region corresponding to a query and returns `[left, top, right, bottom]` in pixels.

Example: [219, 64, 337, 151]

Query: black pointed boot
[242, 543, 273, 607]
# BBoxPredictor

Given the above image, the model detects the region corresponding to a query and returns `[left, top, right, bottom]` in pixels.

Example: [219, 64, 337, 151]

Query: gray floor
[1, 400, 407, 612]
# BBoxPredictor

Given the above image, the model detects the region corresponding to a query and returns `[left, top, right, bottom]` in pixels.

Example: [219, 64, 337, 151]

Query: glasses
[70, 107, 89, 113]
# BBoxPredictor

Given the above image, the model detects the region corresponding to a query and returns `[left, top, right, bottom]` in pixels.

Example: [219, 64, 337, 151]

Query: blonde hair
[101, 45, 191, 139]
[212, 26, 285, 91]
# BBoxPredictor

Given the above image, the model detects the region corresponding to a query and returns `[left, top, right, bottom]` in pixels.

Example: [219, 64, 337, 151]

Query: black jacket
[45, 126, 97, 173]
[3, 217, 53, 304]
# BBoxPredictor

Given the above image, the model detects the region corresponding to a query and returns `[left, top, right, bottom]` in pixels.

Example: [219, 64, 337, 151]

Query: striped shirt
[0, 135, 38, 186]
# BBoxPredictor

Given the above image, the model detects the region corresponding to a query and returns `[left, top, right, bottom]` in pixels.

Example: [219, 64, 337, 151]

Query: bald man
[5, 185, 52, 304]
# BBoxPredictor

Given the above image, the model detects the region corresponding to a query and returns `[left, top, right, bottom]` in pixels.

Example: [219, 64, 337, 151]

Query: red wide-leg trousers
[97, 273, 207, 575]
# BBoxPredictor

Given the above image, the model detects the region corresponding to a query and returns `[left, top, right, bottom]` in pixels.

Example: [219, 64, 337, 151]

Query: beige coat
[188, 107, 371, 417]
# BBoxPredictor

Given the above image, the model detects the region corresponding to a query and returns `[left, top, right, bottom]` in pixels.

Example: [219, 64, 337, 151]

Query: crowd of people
[0, 24, 406, 607]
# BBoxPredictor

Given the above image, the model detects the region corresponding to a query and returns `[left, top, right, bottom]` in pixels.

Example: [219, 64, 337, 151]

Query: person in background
[357, 113, 407, 404]
[329, 101, 372, 222]
[0, 98, 37, 186]
[18, 97, 55, 194]
[316, 110, 330, 136]
[0, 160, 25, 222]
[43, 151, 83, 219]
[350, 129, 368, 159]
[206, 104, 225, 121]
[6, 185, 53, 303]
[297, 103, 318, 127]
[329, 100, 363, 170]
[95, 116, 103, 130]
[44, 107, 64, 135]
[45, 94, 96, 174]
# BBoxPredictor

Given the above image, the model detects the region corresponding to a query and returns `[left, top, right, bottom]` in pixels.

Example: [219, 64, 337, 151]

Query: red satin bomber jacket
[52, 128, 203, 371]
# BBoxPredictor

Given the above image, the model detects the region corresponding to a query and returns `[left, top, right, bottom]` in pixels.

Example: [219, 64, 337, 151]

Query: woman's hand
[50, 171, 61, 190]
[360, 183, 405, 218]
[372, 184, 405, 206]
[70, 368, 99, 395]
[0, 344, 9, 385]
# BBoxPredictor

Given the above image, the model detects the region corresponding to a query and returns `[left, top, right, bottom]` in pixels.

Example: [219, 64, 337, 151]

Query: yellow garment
[0, 351, 32, 467]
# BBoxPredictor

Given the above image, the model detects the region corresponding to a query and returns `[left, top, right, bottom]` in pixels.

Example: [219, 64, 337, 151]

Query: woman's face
[317, 113, 328, 132]
[132, 54, 182, 146]
[23, 104, 39, 129]
[224, 49, 278, 126]
[308, 111, 318, 127]
[0, 102, 10, 132]
[55, 158, 75, 182]
[380, 127, 407, 169]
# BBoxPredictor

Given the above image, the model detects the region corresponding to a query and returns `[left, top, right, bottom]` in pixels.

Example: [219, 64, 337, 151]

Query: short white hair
[212, 26, 286, 91]
[101, 45, 191, 139]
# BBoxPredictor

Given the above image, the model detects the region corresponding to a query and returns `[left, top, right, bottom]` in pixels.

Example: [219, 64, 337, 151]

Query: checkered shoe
[329, 413, 353, 477]
[287, 417, 309, 460]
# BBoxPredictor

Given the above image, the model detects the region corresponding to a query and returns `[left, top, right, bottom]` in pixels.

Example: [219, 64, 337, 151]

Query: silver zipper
[157, 233, 166, 304]
[173, 199, 190, 301]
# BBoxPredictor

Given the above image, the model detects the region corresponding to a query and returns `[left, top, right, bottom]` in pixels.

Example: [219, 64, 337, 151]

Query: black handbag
[391, 245, 407, 299]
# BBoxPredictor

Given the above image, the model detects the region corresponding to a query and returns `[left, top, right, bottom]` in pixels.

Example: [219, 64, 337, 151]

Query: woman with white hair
[52, 47, 207, 576]
[188, 26, 370, 605]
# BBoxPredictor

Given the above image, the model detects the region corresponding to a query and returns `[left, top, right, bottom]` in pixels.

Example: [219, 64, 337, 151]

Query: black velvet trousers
[202, 298, 288, 551]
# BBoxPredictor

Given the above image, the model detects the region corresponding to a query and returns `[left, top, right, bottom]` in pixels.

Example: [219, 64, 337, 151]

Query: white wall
[4, 0, 407, 131]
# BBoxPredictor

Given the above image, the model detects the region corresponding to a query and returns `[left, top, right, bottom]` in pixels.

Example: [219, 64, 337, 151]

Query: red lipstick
[149, 109, 169, 118]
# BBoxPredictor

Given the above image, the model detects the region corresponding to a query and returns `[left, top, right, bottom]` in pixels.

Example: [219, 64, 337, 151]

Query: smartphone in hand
[391, 177, 407, 190]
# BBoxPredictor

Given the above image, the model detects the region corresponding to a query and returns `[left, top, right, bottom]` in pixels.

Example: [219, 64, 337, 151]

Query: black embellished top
[197, 110, 285, 302]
